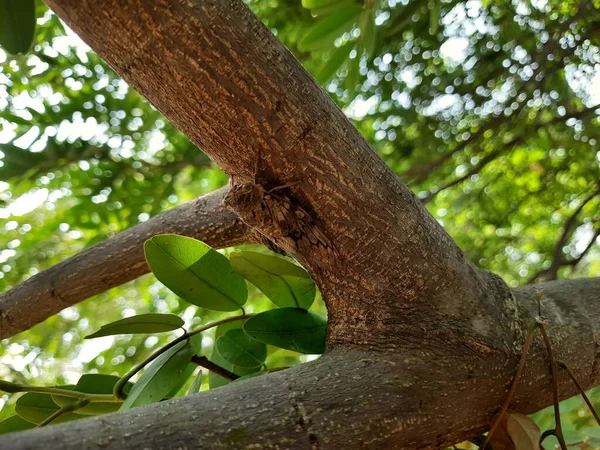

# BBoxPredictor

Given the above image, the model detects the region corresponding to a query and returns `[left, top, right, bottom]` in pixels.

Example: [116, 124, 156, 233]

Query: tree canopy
[0, 0, 599, 447]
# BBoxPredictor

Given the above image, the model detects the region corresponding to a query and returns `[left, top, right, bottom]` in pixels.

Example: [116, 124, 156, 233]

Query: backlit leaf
[85, 313, 184, 339]
[144, 235, 247, 311]
[230, 251, 315, 309]
[121, 340, 194, 410]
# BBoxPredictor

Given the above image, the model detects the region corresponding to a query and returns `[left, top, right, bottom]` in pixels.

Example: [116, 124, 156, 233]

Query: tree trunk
[1, 0, 598, 448]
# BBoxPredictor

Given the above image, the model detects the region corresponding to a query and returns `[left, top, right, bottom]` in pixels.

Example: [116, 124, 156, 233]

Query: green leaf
[316, 42, 354, 84]
[144, 234, 247, 311]
[166, 363, 196, 398]
[121, 340, 194, 410]
[208, 323, 261, 389]
[230, 251, 316, 309]
[0, 0, 36, 55]
[243, 308, 327, 354]
[0, 415, 36, 434]
[85, 313, 184, 339]
[52, 374, 128, 415]
[216, 329, 267, 368]
[15, 393, 81, 425]
[187, 370, 202, 395]
[359, 6, 377, 59]
[298, 3, 362, 52]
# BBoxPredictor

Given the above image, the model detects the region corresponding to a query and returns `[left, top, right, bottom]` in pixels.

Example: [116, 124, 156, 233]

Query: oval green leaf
[208, 323, 262, 389]
[120, 340, 194, 410]
[230, 251, 316, 309]
[144, 234, 247, 311]
[216, 329, 267, 368]
[0, 0, 36, 55]
[85, 313, 184, 339]
[243, 308, 327, 354]
[15, 392, 81, 425]
[52, 374, 128, 415]
[0, 415, 36, 434]
[298, 3, 362, 52]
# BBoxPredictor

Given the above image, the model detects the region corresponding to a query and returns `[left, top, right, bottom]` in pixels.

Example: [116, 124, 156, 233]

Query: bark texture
[1, 0, 598, 448]
[0, 187, 252, 339]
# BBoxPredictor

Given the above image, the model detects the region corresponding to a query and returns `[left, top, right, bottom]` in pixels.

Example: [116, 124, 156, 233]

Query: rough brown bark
[0, 187, 253, 339]
[2, 0, 598, 448]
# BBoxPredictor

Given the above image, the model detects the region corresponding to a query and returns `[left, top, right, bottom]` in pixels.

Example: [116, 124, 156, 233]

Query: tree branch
[3, 277, 599, 449]
[0, 187, 254, 339]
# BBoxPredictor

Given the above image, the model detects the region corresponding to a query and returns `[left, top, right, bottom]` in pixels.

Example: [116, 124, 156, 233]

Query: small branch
[535, 291, 568, 450]
[113, 314, 252, 400]
[483, 321, 538, 448]
[557, 360, 600, 426]
[0, 187, 256, 340]
[38, 400, 90, 427]
[191, 355, 239, 381]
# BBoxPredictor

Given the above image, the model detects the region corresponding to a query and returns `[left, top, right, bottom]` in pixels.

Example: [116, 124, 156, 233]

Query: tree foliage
[0, 0, 599, 447]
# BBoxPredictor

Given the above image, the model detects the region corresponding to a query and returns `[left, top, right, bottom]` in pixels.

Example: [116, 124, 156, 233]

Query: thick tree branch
[3, 278, 599, 449]
[0, 187, 253, 339]
[40, 0, 509, 351]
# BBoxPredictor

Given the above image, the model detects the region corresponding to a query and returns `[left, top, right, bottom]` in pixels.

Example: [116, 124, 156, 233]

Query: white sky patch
[78, 336, 115, 364]
[0, 188, 48, 219]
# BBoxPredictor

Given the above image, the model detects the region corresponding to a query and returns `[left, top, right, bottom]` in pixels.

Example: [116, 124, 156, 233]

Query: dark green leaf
[120, 340, 194, 410]
[144, 234, 247, 311]
[209, 323, 261, 389]
[0, 0, 36, 55]
[85, 313, 184, 339]
[230, 251, 315, 309]
[216, 329, 267, 368]
[298, 4, 362, 52]
[15, 393, 81, 424]
[243, 308, 326, 354]
[0, 415, 36, 434]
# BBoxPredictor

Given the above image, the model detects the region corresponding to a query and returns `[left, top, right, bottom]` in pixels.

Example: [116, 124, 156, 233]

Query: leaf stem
[38, 399, 90, 427]
[483, 320, 537, 448]
[0, 380, 119, 403]
[557, 360, 600, 426]
[113, 313, 252, 400]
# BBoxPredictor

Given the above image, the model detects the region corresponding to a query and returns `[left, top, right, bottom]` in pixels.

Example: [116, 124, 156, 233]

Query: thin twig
[557, 360, 600, 426]
[113, 313, 252, 400]
[483, 321, 538, 448]
[38, 399, 90, 427]
[535, 291, 568, 450]
[191, 355, 239, 381]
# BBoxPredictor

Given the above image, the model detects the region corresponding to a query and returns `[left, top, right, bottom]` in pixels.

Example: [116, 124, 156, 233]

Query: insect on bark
[223, 159, 337, 259]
